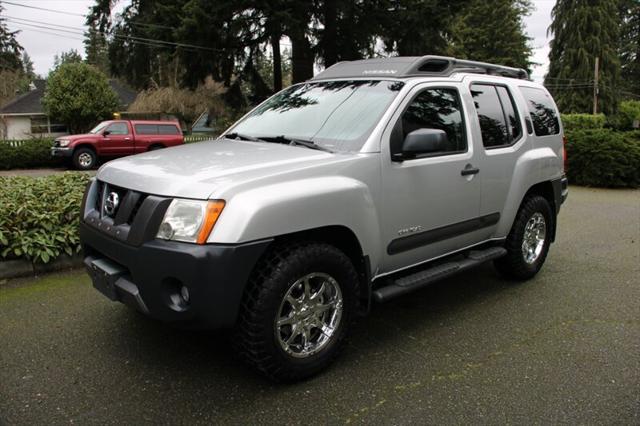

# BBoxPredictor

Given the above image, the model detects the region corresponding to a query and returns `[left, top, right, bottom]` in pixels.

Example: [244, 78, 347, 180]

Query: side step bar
[372, 246, 507, 303]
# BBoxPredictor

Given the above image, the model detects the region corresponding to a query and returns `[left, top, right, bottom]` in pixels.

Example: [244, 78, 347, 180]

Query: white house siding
[5, 116, 31, 140]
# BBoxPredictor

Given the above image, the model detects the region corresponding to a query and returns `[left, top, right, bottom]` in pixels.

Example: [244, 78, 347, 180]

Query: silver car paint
[96, 73, 564, 280]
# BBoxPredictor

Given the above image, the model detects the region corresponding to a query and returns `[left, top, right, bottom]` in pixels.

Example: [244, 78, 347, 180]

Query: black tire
[72, 147, 97, 170]
[235, 242, 358, 382]
[148, 144, 164, 151]
[494, 195, 553, 280]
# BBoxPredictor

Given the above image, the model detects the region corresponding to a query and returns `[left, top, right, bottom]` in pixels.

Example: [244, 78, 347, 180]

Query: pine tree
[546, 0, 620, 114]
[619, 0, 639, 98]
[451, 0, 533, 72]
[22, 52, 35, 80]
[53, 49, 83, 70]
[0, 3, 23, 72]
[84, 23, 110, 75]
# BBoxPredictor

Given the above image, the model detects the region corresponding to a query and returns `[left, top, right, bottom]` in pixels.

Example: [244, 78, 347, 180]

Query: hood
[96, 139, 340, 199]
[61, 133, 99, 141]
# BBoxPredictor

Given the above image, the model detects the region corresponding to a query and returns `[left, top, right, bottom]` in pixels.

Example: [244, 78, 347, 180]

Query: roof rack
[311, 55, 529, 81]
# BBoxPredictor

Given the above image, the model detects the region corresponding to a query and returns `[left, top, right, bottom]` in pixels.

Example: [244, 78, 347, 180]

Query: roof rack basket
[407, 56, 529, 80]
[311, 55, 529, 81]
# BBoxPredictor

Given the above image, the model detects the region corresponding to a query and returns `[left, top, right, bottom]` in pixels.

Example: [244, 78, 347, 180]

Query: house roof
[0, 79, 137, 115]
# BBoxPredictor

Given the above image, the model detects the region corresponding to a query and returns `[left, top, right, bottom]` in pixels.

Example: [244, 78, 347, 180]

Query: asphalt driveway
[1, 186, 638, 424]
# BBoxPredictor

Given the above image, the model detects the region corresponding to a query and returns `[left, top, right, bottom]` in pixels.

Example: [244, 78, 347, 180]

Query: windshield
[89, 122, 109, 134]
[229, 80, 404, 152]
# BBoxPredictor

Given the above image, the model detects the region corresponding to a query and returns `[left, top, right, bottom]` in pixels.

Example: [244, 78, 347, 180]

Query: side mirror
[103, 130, 111, 137]
[401, 128, 448, 158]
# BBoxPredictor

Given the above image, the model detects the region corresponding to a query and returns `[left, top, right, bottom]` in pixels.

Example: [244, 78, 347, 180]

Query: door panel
[380, 84, 483, 273]
[101, 122, 133, 156]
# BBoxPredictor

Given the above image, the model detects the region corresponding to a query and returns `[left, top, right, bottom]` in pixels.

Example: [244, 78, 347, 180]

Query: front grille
[85, 180, 171, 246]
[96, 181, 145, 224]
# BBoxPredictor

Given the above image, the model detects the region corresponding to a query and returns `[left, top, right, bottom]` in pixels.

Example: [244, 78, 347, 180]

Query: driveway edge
[0, 254, 83, 280]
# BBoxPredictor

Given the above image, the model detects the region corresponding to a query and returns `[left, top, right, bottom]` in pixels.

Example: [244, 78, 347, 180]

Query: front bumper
[80, 221, 271, 329]
[51, 147, 73, 157]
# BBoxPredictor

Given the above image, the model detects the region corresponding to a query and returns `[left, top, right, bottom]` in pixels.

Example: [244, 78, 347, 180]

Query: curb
[0, 254, 84, 280]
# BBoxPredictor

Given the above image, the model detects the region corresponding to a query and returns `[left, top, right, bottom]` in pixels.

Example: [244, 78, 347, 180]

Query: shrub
[0, 173, 89, 263]
[0, 139, 61, 170]
[43, 62, 119, 133]
[565, 129, 640, 188]
[560, 113, 606, 131]
[608, 100, 640, 131]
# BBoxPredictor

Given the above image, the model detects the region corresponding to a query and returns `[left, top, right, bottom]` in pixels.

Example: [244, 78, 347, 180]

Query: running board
[372, 247, 507, 303]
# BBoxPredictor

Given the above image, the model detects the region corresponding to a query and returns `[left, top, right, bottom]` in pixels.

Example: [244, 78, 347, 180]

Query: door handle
[461, 165, 480, 176]
[124, 137, 131, 141]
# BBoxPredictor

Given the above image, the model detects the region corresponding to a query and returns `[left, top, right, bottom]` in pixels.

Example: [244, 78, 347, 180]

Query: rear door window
[158, 124, 180, 135]
[519, 87, 560, 136]
[135, 124, 158, 135]
[470, 84, 509, 148]
[496, 86, 522, 142]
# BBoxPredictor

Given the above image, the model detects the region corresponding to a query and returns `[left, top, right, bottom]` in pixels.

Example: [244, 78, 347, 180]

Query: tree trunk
[323, 0, 338, 66]
[271, 33, 282, 92]
[290, 32, 314, 83]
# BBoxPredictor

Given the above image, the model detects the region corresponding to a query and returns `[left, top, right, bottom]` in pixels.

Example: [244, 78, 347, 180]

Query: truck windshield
[229, 80, 404, 152]
[89, 122, 109, 134]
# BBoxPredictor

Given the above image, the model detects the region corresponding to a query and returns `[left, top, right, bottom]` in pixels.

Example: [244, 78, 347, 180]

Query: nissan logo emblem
[104, 192, 120, 216]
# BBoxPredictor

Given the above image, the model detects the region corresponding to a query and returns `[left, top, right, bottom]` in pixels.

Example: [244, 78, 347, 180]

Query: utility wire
[0, 0, 86, 17]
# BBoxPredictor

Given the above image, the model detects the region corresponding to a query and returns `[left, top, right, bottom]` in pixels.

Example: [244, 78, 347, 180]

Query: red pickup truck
[51, 120, 184, 170]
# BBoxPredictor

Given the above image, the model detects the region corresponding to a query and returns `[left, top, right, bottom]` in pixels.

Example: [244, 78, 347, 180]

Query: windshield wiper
[224, 132, 264, 142]
[265, 135, 333, 153]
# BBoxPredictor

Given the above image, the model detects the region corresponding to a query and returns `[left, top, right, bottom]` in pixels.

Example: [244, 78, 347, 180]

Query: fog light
[180, 285, 190, 303]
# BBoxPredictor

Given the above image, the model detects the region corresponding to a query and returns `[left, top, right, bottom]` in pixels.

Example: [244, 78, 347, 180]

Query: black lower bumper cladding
[80, 222, 271, 328]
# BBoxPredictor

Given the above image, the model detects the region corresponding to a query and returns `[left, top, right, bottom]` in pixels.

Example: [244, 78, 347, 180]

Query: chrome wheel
[78, 152, 93, 168]
[275, 272, 343, 358]
[522, 212, 546, 264]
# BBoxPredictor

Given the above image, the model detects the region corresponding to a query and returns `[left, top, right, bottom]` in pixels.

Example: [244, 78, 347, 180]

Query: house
[0, 79, 137, 140]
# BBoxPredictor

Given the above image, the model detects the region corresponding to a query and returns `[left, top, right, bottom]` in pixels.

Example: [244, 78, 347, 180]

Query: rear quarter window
[135, 124, 158, 135]
[158, 124, 180, 135]
[519, 87, 560, 136]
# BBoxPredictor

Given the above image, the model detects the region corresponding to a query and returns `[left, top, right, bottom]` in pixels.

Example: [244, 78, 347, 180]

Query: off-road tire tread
[234, 242, 358, 382]
[494, 195, 553, 280]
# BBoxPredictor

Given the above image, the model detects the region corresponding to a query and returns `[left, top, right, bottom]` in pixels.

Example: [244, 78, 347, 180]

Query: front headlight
[58, 139, 71, 147]
[156, 199, 225, 244]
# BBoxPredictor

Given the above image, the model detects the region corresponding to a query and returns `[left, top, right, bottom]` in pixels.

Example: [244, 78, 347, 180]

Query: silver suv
[80, 56, 568, 381]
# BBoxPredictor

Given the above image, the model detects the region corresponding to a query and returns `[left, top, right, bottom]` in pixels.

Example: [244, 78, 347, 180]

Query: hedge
[561, 113, 606, 131]
[565, 129, 640, 188]
[608, 100, 640, 131]
[0, 139, 61, 170]
[0, 173, 90, 263]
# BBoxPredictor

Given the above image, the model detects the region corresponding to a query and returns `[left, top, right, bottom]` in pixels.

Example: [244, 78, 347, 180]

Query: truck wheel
[235, 242, 358, 382]
[494, 195, 553, 280]
[73, 148, 97, 170]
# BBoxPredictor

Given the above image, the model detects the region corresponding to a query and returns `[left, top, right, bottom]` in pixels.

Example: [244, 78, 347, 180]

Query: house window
[49, 122, 68, 133]
[30, 116, 49, 134]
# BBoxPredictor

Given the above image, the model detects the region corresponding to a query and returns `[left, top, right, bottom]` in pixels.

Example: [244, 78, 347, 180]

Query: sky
[2, 0, 556, 82]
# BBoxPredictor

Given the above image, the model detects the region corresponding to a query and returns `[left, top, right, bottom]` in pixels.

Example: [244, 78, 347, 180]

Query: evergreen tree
[546, 0, 620, 114]
[451, 0, 533, 72]
[84, 23, 110, 75]
[22, 52, 35, 80]
[619, 0, 639, 97]
[53, 49, 83, 70]
[0, 3, 23, 72]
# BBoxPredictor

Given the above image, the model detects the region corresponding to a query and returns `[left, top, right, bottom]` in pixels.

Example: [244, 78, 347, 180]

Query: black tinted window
[106, 122, 129, 135]
[470, 84, 509, 147]
[496, 86, 522, 142]
[158, 124, 180, 135]
[399, 88, 467, 155]
[135, 124, 158, 135]
[520, 87, 560, 136]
